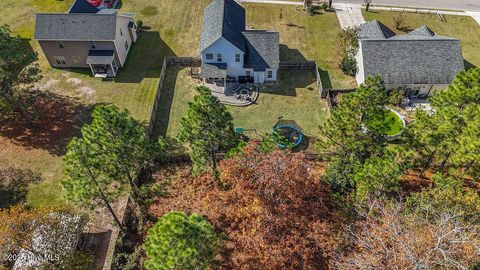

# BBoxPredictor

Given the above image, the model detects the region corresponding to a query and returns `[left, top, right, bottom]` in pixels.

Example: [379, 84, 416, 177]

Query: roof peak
[408, 25, 436, 36]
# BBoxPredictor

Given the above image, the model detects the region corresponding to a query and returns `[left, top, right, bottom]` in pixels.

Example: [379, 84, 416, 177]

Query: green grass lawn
[362, 10, 480, 68]
[155, 69, 328, 140]
[245, 4, 355, 89]
[152, 4, 350, 153]
[0, 1, 341, 206]
[0, 0, 213, 207]
[366, 109, 405, 136]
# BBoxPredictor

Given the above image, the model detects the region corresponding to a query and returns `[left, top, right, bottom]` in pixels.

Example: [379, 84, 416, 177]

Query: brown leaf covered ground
[148, 143, 340, 270]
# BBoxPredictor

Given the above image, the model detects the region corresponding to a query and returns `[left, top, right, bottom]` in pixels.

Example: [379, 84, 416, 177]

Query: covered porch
[86, 50, 119, 78]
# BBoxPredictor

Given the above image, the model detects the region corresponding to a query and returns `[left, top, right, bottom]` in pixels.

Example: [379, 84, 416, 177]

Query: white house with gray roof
[200, 0, 279, 85]
[356, 20, 464, 98]
[34, 7, 137, 78]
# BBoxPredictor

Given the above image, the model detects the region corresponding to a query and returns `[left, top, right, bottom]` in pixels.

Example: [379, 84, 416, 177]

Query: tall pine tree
[178, 86, 237, 179]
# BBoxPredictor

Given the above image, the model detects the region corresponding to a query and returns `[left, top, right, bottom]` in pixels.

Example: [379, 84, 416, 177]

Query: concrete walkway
[332, 3, 365, 29]
[466, 11, 480, 26]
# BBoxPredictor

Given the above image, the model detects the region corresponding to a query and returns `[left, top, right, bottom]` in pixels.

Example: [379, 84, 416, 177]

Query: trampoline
[272, 120, 304, 148]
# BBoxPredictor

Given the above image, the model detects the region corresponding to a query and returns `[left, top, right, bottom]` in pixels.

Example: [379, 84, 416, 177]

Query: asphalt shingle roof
[200, 0, 246, 52]
[201, 63, 228, 78]
[359, 20, 464, 85]
[34, 13, 117, 41]
[243, 30, 279, 71]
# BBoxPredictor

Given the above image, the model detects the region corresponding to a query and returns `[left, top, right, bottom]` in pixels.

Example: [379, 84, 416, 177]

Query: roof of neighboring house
[34, 13, 118, 41]
[200, 0, 246, 52]
[359, 20, 464, 85]
[243, 30, 280, 71]
[201, 63, 228, 78]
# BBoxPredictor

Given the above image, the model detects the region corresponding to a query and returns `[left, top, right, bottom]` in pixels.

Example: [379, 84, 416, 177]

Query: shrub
[393, 13, 405, 30]
[136, 20, 143, 30]
[339, 56, 357, 76]
[388, 88, 404, 106]
[143, 212, 221, 270]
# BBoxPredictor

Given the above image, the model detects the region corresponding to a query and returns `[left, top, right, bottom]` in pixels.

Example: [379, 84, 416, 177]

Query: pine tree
[411, 68, 480, 177]
[62, 105, 166, 231]
[143, 212, 221, 270]
[178, 86, 237, 179]
[0, 25, 41, 126]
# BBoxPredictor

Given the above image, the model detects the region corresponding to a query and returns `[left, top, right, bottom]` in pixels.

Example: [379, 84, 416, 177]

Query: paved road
[346, 0, 480, 12]
[241, 0, 480, 12]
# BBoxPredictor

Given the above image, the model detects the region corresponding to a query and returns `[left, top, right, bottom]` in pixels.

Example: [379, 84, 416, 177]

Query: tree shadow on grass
[0, 167, 43, 208]
[259, 70, 317, 97]
[0, 90, 94, 156]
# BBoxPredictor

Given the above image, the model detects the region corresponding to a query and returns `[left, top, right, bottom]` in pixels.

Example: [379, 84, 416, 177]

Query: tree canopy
[0, 24, 41, 124]
[143, 211, 221, 270]
[62, 105, 165, 230]
[178, 86, 237, 178]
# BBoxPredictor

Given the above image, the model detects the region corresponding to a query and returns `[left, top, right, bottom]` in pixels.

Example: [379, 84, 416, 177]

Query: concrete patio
[204, 81, 259, 106]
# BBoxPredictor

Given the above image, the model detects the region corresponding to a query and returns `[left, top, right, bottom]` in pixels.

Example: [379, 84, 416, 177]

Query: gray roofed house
[356, 20, 464, 97]
[35, 13, 118, 41]
[34, 2, 138, 78]
[200, 0, 280, 84]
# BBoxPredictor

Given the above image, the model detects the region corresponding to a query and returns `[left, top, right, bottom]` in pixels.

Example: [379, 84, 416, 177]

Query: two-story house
[34, 6, 136, 78]
[200, 0, 280, 85]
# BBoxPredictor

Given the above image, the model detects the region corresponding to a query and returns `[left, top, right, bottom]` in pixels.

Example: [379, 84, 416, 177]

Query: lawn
[244, 3, 355, 89]
[0, 1, 343, 206]
[152, 4, 351, 152]
[366, 109, 405, 136]
[362, 10, 480, 68]
[0, 0, 212, 207]
[154, 68, 328, 139]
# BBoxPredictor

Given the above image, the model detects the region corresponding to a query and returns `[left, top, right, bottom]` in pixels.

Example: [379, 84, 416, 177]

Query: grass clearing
[0, 1, 341, 206]
[154, 69, 328, 140]
[366, 109, 405, 136]
[362, 10, 480, 68]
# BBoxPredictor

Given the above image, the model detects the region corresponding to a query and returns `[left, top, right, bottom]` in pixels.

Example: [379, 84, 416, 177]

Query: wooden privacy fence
[166, 56, 201, 67]
[147, 57, 168, 138]
[279, 61, 317, 70]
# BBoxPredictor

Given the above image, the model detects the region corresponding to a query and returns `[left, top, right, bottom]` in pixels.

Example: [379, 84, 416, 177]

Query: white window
[267, 70, 273, 79]
[56, 41, 64, 49]
[217, 54, 222, 62]
[54, 56, 66, 65]
[72, 56, 82, 64]
[206, 53, 213, 60]
[89, 41, 96, 49]
[235, 54, 240, 62]
[125, 41, 129, 51]
[246, 70, 251, 77]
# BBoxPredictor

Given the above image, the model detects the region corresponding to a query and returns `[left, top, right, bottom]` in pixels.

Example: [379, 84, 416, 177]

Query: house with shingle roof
[200, 0, 279, 85]
[356, 20, 465, 97]
[34, 0, 136, 78]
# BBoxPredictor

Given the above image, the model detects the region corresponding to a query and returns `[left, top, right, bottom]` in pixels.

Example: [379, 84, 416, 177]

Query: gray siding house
[356, 20, 465, 97]
[200, 0, 279, 84]
[34, 9, 137, 78]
